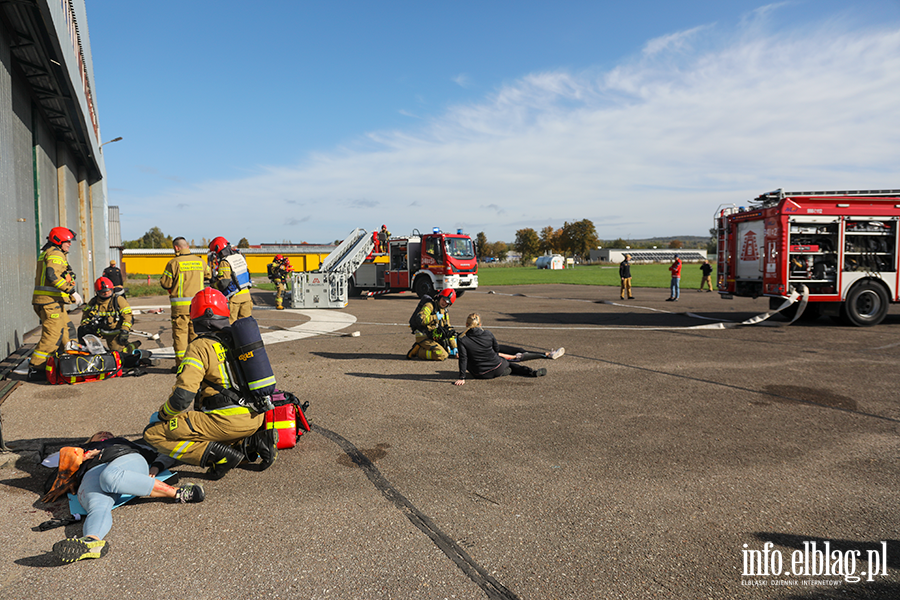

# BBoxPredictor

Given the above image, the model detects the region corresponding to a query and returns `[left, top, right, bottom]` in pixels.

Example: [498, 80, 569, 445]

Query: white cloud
[126, 17, 900, 245]
[452, 73, 472, 88]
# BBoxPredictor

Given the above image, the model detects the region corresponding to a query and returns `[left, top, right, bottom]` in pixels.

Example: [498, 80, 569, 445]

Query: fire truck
[350, 227, 478, 298]
[716, 189, 900, 326]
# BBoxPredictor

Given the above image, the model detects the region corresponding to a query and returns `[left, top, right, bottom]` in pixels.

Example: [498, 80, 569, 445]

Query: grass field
[477, 263, 712, 288]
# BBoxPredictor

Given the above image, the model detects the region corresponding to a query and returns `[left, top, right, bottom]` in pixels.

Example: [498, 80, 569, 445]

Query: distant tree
[237, 237, 250, 248]
[539, 226, 561, 254]
[668, 239, 683, 249]
[514, 228, 541, 264]
[123, 226, 173, 249]
[608, 237, 629, 248]
[492, 241, 509, 262]
[475, 232, 489, 259]
[559, 219, 599, 259]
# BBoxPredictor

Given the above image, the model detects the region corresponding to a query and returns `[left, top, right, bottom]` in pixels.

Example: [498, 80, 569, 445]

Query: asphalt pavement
[1, 284, 898, 599]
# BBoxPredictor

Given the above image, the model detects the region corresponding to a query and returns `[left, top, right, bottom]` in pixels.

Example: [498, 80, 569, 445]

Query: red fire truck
[716, 189, 900, 326]
[349, 228, 479, 298]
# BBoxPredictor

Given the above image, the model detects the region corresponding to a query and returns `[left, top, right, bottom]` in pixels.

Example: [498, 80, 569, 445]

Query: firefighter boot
[244, 426, 278, 470]
[27, 365, 47, 382]
[201, 442, 245, 480]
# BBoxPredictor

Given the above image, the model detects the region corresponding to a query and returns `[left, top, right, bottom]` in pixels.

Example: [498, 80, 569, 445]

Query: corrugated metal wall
[0, 4, 108, 361]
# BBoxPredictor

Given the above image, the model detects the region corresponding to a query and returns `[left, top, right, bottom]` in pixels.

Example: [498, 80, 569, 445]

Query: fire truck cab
[716, 189, 900, 326]
[350, 228, 478, 298]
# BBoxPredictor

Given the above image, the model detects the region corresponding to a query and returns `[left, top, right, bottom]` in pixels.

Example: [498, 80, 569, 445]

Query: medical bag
[46, 350, 123, 385]
[265, 390, 310, 449]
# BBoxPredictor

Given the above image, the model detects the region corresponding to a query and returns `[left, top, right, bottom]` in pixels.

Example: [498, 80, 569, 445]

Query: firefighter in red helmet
[377, 224, 391, 254]
[143, 288, 277, 480]
[267, 254, 293, 310]
[78, 277, 134, 352]
[29, 227, 82, 381]
[208, 237, 253, 322]
[407, 287, 458, 361]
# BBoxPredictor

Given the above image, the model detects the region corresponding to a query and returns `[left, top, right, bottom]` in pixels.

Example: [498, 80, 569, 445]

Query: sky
[85, 0, 900, 246]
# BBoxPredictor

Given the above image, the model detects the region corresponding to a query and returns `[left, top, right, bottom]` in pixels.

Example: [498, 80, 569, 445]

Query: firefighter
[29, 227, 82, 381]
[160, 237, 205, 369]
[377, 224, 391, 253]
[142, 288, 277, 480]
[267, 255, 292, 310]
[209, 237, 252, 323]
[78, 277, 134, 352]
[407, 288, 458, 361]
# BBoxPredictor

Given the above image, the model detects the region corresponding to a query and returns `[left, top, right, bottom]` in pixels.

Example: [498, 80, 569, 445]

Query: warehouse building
[0, 0, 109, 359]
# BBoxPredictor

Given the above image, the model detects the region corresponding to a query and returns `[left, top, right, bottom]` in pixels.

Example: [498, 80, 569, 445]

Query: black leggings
[473, 357, 537, 379]
[497, 345, 545, 361]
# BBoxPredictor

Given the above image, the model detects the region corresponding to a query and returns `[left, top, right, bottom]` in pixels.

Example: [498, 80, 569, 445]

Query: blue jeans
[77, 453, 154, 540]
[670, 277, 681, 299]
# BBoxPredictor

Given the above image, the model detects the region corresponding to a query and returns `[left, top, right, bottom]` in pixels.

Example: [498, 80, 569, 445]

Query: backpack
[408, 295, 434, 332]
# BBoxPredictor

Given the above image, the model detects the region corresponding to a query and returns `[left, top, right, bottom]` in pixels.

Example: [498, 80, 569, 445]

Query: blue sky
[86, 1, 900, 246]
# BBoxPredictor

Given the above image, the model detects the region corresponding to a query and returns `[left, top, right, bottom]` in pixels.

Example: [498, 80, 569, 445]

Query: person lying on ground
[454, 313, 548, 386]
[42, 431, 205, 563]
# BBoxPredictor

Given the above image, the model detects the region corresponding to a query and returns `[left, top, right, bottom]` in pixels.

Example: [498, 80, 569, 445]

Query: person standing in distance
[29, 227, 82, 380]
[667, 254, 682, 302]
[619, 253, 634, 300]
[160, 237, 205, 370]
[699, 260, 714, 292]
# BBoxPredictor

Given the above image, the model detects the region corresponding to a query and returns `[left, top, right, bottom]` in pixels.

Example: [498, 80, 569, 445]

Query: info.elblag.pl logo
[741, 541, 889, 587]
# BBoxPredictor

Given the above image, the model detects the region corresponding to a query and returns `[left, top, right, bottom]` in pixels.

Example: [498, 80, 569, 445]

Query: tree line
[123, 227, 250, 249]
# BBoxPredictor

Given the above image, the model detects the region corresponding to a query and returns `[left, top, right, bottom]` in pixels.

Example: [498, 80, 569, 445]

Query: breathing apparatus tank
[229, 316, 276, 411]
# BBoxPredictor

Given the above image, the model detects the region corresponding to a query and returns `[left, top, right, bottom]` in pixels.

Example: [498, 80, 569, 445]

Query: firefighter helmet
[438, 288, 456, 305]
[275, 254, 284, 262]
[209, 237, 229, 255]
[48, 227, 76, 246]
[189, 288, 230, 323]
[94, 276, 115, 295]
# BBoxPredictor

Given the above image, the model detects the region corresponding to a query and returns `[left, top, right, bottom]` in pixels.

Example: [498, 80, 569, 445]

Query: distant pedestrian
[699, 260, 714, 292]
[666, 254, 682, 302]
[102, 260, 123, 287]
[619, 254, 634, 300]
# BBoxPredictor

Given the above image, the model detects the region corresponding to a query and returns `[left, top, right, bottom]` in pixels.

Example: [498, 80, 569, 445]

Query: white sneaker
[549, 348, 565, 360]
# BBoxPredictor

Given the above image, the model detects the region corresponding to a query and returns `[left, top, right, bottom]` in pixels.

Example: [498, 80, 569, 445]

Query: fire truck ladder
[751, 188, 900, 207]
[714, 204, 737, 293]
[316, 228, 375, 276]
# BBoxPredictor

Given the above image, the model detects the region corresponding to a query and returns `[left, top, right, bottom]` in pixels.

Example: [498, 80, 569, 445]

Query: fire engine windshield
[445, 237, 475, 259]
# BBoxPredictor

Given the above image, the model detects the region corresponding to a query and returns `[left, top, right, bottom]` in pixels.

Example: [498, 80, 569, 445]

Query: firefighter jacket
[157, 335, 255, 421]
[413, 301, 453, 342]
[160, 250, 205, 314]
[32, 244, 76, 306]
[268, 261, 289, 284]
[80, 294, 133, 335]
[213, 253, 252, 299]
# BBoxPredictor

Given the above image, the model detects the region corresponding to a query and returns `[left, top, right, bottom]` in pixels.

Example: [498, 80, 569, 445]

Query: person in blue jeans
[44, 432, 205, 563]
[666, 255, 682, 302]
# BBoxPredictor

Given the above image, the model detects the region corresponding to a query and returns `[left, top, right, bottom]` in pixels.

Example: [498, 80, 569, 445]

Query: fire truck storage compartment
[735, 220, 765, 280]
[843, 218, 896, 273]
[788, 217, 838, 294]
[354, 263, 386, 287]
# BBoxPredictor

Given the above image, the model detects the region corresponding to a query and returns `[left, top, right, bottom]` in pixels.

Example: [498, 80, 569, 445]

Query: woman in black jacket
[454, 313, 547, 386]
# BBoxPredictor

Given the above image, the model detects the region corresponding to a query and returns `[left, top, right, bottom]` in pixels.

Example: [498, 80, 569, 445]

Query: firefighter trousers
[143, 410, 264, 466]
[408, 333, 456, 361]
[228, 292, 253, 324]
[30, 302, 72, 367]
[171, 312, 196, 363]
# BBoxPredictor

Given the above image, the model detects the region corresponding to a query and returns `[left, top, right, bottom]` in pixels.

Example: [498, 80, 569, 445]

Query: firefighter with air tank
[267, 254, 292, 310]
[78, 276, 134, 352]
[160, 237, 205, 370]
[407, 288, 458, 361]
[28, 227, 83, 381]
[143, 288, 277, 480]
[209, 237, 253, 323]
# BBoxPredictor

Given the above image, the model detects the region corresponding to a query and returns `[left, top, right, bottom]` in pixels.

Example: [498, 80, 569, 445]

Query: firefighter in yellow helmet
[159, 237, 205, 369]
[142, 289, 277, 480]
[29, 227, 82, 381]
[208, 237, 253, 323]
[267, 255, 292, 310]
[407, 288, 458, 361]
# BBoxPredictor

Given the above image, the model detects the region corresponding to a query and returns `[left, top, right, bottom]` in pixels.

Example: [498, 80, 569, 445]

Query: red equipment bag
[265, 390, 310, 449]
[46, 350, 123, 385]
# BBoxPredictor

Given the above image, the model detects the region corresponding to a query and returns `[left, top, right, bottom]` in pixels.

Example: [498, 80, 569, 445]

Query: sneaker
[548, 348, 565, 360]
[532, 368, 547, 377]
[174, 483, 206, 503]
[665, 298, 674, 302]
[52, 536, 109, 563]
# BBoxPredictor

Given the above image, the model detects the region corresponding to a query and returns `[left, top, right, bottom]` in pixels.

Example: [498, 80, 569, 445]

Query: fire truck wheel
[348, 278, 363, 297]
[414, 276, 436, 299]
[841, 282, 889, 327]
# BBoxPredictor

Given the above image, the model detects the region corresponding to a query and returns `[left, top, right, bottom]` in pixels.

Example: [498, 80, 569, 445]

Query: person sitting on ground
[453, 313, 548, 386]
[42, 431, 204, 563]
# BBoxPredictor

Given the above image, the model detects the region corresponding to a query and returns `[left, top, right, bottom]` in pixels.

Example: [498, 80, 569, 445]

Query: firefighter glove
[70, 292, 83, 306]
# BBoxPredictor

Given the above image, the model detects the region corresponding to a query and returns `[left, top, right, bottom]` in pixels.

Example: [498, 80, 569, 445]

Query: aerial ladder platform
[290, 228, 375, 308]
